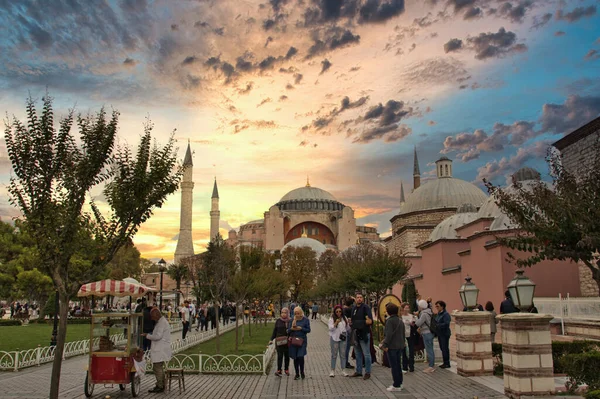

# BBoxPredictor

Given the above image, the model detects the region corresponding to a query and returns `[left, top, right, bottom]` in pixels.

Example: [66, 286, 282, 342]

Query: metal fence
[534, 295, 600, 320]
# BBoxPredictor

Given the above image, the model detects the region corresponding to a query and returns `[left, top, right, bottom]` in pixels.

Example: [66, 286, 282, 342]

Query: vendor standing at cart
[142, 307, 172, 393]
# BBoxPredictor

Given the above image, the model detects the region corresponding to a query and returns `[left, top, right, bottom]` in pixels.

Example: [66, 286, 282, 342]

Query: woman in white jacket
[143, 308, 173, 393]
[328, 305, 349, 377]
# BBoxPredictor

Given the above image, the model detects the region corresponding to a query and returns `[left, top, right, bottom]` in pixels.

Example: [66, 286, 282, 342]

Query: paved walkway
[0, 319, 508, 398]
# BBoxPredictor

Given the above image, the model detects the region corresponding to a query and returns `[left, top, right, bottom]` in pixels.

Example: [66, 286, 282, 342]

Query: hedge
[0, 319, 22, 327]
[31, 318, 91, 325]
[562, 352, 600, 392]
[492, 343, 503, 376]
[586, 390, 600, 399]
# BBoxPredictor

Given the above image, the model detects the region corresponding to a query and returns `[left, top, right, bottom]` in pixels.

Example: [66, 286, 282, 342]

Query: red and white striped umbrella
[77, 279, 152, 298]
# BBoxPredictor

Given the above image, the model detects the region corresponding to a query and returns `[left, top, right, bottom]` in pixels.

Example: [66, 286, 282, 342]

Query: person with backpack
[434, 300, 451, 369]
[415, 299, 435, 373]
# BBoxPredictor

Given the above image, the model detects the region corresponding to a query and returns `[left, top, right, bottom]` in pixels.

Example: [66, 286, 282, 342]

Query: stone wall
[579, 262, 599, 297]
[387, 227, 435, 256]
[559, 125, 600, 178]
[391, 208, 455, 232]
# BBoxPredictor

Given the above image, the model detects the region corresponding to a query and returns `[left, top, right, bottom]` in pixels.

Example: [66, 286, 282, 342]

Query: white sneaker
[342, 371, 349, 377]
[387, 385, 403, 392]
[329, 371, 335, 377]
[402, 369, 408, 374]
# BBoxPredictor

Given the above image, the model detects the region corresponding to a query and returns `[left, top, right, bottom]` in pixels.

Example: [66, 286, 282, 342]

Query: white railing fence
[535, 295, 600, 321]
[0, 319, 182, 371]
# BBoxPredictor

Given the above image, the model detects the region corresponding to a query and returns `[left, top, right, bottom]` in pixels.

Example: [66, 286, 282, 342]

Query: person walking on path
[401, 303, 416, 372]
[349, 293, 373, 380]
[270, 307, 291, 377]
[142, 307, 172, 393]
[312, 303, 319, 320]
[380, 303, 405, 392]
[288, 306, 311, 380]
[415, 299, 435, 373]
[181, 300, 190, 340]
[434, 300, 452, 368]
[328, 305, 349, 377]
[343, 297, 355, 369]
[485, 301, 498, 343]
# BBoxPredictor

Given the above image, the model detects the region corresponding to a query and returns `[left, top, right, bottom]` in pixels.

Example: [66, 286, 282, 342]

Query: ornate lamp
[158, 258, 167, 310]
[507, 270, 536, 312]
[459, 276, 479, 311]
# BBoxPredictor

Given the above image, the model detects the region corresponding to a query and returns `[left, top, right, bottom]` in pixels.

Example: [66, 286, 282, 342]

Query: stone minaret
[210, 178, 220, 241]
[413, 146, 421, 191]
[400, 181, 406, 207]
[174, 143, 195, 264]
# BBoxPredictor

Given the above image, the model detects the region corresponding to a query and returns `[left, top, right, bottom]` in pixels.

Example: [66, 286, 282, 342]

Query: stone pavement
[0, 318, 508, 398]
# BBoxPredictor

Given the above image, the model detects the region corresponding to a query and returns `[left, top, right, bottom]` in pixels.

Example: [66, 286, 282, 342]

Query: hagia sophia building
[170, 140, 590, 311]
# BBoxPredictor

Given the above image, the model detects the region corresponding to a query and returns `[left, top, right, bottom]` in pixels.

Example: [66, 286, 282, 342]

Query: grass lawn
[0, 323, 91, 352]
[180, 322, 274, 356]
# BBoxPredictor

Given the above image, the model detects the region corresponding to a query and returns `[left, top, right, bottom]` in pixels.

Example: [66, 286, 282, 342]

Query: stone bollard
[498, 313, 555, 399]
[454, 311, 493, 376]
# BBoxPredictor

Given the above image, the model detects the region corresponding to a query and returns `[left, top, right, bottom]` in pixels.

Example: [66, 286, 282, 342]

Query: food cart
[78, 279, 154, 397]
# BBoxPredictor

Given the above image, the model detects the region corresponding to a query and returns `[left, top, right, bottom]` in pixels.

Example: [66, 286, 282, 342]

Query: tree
[4, 94, 182, 399]
[483, 145, 600, 292]
[197, 234, 236, 352]
[106, 240, 142, 280]
[317, 249, 337, 280]
[167, 263, 189, 306]
[140, 257, 157, 273]
[281, 246, 317, 302]
[15, 268, 54, 309]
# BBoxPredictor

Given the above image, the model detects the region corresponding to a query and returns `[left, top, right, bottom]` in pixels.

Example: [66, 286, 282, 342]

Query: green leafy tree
[167, 263, 189, 306]
[15, 268, 54, 310]
[197, 234, 236, 352]
[4, 94, 182, 399]
[281, 246, 317, 302]
[317, 249, 337, 280]
[106, 240, 142, 280]
[483, 146, 600, 292]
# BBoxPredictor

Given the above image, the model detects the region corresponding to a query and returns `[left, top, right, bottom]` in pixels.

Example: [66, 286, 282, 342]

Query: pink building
[391, 167, 582, 312]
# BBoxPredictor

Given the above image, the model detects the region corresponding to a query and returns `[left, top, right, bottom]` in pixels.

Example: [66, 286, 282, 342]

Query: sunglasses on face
[335, 310, 342, 313]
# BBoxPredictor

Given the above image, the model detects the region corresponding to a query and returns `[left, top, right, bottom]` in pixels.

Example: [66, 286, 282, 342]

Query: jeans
[423, 332, 435, 367]
[353, 333, 372, 374]
[182, 322, 189, 340]
[387, 349, 404, 388]
[276, 344, 290, 371]
[293, 357, 305, 376]
[402, 337, 415, 371]
[438, 334, 450, 366]
[153, 361, 165, 389]
[330, 338, 346, 371]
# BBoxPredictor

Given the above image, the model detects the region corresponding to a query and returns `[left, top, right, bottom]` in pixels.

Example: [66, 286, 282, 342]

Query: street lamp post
[507, 270, 536, 312]
[158, 258, 167, 311]
[458, 276, 480, 311]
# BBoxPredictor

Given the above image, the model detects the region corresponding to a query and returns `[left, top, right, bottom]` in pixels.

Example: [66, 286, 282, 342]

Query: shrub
[0, 319, 22, 326]
[562, 352, 600, 392]
[553, 341, 598, 374]
[585, 389, 600, 399]
[492, 343, 503, 375]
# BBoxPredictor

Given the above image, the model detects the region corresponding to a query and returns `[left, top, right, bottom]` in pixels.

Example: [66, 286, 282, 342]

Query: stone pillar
[454, 311, 493, 376]
[498, 313, 555, 399]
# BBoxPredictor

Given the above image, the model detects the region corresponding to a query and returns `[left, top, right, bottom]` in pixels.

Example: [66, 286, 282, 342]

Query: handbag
[275, 336, 288, 347]
[289, 336, 304, 347]
[339, 332, 346, 341]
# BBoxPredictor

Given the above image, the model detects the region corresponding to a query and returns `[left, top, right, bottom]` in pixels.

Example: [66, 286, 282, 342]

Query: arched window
[445, 164, 448, 176]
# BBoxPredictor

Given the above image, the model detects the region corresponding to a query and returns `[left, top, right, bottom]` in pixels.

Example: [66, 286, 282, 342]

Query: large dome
[429, 205, 479, 241]
[280, 186, 337, 202]
[401, 178, 487, 215]
[282, 237, 327, 257]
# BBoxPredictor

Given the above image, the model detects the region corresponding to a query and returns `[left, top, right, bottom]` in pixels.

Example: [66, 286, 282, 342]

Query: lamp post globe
[459, 276, 479, 311]
[158, 258, 167, 310]
[507, 270, 536, 312]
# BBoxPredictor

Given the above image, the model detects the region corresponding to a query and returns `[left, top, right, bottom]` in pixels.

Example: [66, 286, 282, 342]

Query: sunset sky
[1, 0, 599, 262]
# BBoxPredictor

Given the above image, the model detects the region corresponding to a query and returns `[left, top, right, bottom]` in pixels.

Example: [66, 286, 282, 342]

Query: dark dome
[512, 167, 541, 182]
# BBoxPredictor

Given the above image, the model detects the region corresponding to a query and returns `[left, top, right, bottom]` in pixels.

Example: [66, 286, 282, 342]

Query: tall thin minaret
[413, 146, 421, 191]
[174, 142, 195, 264]
[210, 178, 220, 241]
[400, 181, 406, 207]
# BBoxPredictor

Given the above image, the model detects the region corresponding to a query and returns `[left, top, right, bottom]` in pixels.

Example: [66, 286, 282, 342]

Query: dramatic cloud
[303, 95, 370, 132]
[358, 0, 406, 24]
[320, 59, 332, 74]
[531, 12, 553, 29]
[306, 28, 361, 59]
[555, 6, 597, 23]
[497, 1, 534, 23]
[584, 49, 599, 61]
[399, 57, 469, 87]
[444, 38, 463, 53]
[294, 73, 303, 84]
[540, 95, 600, 135]
[302, 0, 406, 26]
[466, 27, 527, 60]
[464, 7, 482, 20]
[350, 100, 414, 143]
[123, 57, 138, 67]
[475, 140, 551, 183]
[447, 0, 476, 13]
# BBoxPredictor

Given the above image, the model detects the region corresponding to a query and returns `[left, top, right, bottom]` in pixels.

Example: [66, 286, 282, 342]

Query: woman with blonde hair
[288, 306, 311, 380]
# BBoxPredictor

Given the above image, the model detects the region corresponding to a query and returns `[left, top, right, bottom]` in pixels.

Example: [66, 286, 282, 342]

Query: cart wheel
[119, 384, 126, 391]
[84, 373, 94, 398]
[130, 372, 140, 397]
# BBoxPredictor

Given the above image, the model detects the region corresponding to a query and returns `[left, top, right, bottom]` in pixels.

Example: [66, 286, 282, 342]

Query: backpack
[425, 310, 439, 336]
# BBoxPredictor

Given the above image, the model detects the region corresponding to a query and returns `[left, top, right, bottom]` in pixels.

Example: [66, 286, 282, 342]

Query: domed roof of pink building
[280, 186, 337, 202]
[401, 178, 487, 215]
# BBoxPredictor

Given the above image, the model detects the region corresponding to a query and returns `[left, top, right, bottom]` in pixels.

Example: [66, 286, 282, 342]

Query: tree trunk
[583, 260, 600, 293]
[215, 305, 220, 353]
[49, 290, 69, 399]
[248, 312, 252, 338]
[235, 307, 239, 352]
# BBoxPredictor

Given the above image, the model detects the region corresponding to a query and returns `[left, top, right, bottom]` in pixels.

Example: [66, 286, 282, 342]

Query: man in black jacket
[349, 293, 373, 380]
[380, 303, 405, 392]
[500, 291, 518, 314]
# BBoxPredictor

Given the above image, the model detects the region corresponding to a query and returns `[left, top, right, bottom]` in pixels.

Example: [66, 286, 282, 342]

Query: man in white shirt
[181, 300, 190, 340]
[189, 301, 196, 330]
[142, 308, 172, 393]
